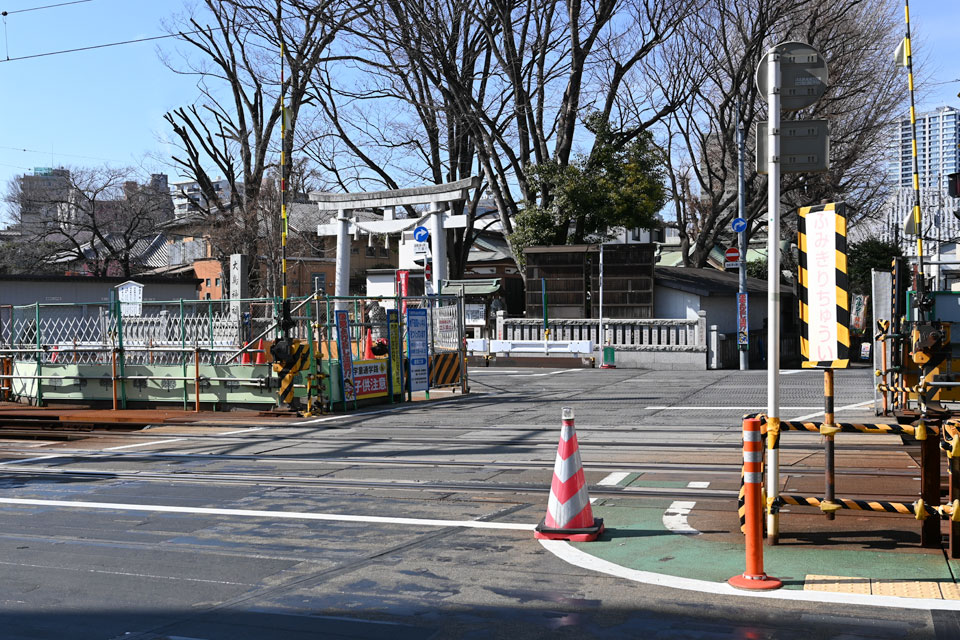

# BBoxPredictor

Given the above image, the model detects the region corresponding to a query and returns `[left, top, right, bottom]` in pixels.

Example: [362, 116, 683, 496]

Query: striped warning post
[430, 352, 461, 387]
[274, 341, 309, 405]
[798, 202, 850, 369]
[729, 417, 781, 590]
[534, 407, 603, 542]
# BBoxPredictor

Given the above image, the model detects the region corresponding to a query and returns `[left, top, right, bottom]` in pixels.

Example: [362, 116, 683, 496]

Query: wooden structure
[523, 244, 655, 319]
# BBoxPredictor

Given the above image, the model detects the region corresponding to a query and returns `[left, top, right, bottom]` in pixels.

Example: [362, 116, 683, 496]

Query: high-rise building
[169, 178, 234, 218]
[18, 167, 71, 229]
[889, 106, 959, 189]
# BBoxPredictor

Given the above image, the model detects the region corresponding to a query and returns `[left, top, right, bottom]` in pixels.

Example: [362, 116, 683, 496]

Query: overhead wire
[0, 13, 293, 64]
[1, 0, 92, 15]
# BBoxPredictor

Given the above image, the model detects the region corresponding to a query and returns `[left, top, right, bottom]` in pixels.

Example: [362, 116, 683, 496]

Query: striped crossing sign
[798, 202, 850, 369]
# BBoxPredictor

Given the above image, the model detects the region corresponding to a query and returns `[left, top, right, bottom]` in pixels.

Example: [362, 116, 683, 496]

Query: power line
[0, 14, 289, 64]
[0, 144, 114, 163]
[1, 0, 92, 16]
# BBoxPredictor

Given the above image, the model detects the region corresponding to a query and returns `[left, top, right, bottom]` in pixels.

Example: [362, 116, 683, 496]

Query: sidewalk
[559, 403, 960, 608]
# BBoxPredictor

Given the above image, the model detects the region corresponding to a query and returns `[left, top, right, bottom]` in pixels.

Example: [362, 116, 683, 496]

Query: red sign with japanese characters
[353, 359, 389, 399]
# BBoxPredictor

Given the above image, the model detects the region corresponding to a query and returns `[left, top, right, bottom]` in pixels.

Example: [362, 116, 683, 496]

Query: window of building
[365, 246, 376, 257]
[205, 278, 211, 286]
[379, 246, 389, 257]
[350, 246, 359, 255]
[215, 278, 220, 287]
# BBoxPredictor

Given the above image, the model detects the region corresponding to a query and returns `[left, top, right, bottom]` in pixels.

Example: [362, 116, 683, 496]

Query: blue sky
[0, 0, 958, 221]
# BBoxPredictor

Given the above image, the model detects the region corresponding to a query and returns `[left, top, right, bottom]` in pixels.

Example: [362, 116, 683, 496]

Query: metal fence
[0, 293, 467, 410]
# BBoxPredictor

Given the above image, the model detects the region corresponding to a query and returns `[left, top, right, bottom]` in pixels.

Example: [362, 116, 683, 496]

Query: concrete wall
[653, 286, 700, 320]
[653, 286, 766, 338]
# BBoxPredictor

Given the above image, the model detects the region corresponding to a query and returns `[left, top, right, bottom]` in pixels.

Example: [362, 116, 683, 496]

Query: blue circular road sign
[732, 217, 747, 233]
[413, 226, 430, 242]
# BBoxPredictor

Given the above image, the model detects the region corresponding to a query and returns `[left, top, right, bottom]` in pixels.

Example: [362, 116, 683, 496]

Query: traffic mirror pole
[766, 47, 781, 545]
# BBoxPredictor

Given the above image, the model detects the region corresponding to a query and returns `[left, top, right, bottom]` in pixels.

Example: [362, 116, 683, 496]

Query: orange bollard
[240, 342, 252, 366]
[728, 417, 782, 590]
[254, 338, 266, 365]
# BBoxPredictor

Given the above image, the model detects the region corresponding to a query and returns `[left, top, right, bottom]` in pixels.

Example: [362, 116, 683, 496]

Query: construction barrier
[728, 417, 781, 590]
[534, 407, 603, 542]
[430, 352, 461, 387]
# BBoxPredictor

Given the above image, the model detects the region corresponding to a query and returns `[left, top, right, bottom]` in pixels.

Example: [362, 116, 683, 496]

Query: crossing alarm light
[949, 172, 960, 198]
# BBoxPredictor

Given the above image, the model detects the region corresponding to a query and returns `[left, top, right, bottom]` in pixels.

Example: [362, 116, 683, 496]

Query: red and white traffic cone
[534, 407, 604, 542]
[240, 342, 251, 366]
[728, 417, 781, 590]
[254, 338, 267, 365]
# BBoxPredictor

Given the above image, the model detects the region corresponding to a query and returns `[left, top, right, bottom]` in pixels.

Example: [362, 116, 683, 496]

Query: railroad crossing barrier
[778, 494, 927, 518]
[744, 412, 952, 553]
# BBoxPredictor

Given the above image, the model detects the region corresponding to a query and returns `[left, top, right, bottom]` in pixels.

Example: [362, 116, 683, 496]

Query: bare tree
[662, 0, 905, 268]
[307, 0, 698, 272]
[162, 0, 362, 292]
[5, 167, 172, 277]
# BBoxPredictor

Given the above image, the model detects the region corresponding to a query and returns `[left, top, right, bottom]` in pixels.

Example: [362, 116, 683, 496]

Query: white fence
[495, 311, 707, 352]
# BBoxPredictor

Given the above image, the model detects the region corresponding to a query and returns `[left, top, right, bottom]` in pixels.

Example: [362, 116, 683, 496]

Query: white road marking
[538, 540, 960, 611]
[789, 400, 874, 422]
[0, 560, 252, 586]
[292, 394, 487, 425]
[471, 369, 521, 374]
[644, 406, 822, 411]
[505, 370, 580, 378]
[104, 438, 185, 451]
[219, 426, 266, 436]
[597, 472, 630, 487]
[0, 454, 62, 466]
[662, 481, 709, 535]
[662, 501, 698, 535]
[0, 497, 536, 532]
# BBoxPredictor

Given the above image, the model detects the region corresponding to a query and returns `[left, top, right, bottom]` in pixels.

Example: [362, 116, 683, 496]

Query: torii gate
[312, 177, 481, 309]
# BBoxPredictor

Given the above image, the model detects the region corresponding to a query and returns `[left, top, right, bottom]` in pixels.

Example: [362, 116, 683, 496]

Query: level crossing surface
[0, 367, 956, 639]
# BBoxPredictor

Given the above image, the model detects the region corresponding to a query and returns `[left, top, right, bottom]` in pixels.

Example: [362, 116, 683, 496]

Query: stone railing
[496, 311, 707, 352]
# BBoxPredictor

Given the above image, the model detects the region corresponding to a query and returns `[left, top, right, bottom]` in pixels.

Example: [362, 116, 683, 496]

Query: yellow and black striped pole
[822, 369, 838, 519]
[280, 29, 288, 304]
[904, 1, 924, 273]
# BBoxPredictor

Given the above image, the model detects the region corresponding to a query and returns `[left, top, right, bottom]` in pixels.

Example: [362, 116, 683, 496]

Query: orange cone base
[534, 518, 604, 542]
[727, 573, 783, 590]
[599, 364, 616, 369]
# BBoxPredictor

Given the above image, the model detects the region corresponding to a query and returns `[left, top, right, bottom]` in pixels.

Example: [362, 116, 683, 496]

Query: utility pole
[737, 96, 748, 371]
[765, 47, 782, 545]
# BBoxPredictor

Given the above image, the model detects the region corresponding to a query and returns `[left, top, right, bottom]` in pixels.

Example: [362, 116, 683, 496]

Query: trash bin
[601, 346, 616, 369]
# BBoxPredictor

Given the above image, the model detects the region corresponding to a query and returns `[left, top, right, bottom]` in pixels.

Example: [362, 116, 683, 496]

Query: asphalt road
[0, 366, 956, 639]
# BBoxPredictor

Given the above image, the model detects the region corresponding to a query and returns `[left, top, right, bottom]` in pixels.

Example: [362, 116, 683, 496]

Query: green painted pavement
[575, 503, 959, 590]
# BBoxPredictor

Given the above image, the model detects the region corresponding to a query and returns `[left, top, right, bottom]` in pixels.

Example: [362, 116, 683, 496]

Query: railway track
[0, 446, 923, 477]
[0, 426, 918, 454]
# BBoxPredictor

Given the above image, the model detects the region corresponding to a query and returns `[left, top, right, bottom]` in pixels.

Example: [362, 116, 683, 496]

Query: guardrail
[489, 339, 595, 355]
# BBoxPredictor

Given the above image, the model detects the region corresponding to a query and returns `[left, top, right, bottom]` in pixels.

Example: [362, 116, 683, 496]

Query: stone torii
[312, 177, 481, 309]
